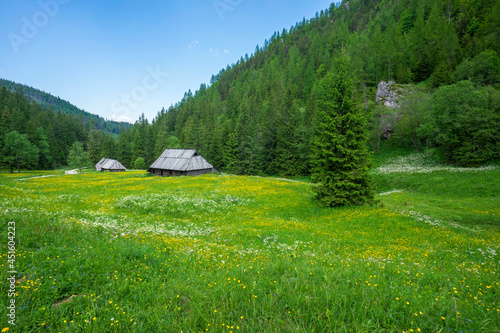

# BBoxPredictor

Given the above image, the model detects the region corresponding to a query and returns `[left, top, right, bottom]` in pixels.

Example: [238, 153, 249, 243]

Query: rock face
[376, 81, 402, 140]
[380, 114, 398, 140]
[376, 81, 400, 108]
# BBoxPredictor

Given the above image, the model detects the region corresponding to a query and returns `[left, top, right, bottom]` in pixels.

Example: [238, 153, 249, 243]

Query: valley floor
[0, 156, 498, 332]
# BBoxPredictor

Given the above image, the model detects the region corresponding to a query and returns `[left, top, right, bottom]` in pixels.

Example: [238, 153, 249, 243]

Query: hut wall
[186, 169, 212, 176]
[150, 169, 212, 176]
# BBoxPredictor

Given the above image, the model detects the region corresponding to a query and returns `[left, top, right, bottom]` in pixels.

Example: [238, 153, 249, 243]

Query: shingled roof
[148, 149, 213, 172]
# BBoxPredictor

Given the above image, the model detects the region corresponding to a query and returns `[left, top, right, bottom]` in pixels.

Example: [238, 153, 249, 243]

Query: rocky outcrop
[376, 81, 403, 140]
[376, 81, 401, 108]
[380, 114, 399, 140]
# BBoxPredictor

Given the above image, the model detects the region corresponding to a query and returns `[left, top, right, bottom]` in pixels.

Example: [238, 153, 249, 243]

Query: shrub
[427, 81, 500, 166]
[134, 157, 147, 170]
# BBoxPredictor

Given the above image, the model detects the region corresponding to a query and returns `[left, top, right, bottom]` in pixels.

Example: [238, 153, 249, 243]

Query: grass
[0, 155, 499, 332]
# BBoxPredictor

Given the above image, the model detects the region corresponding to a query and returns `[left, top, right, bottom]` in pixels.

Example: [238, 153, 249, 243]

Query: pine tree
[310, 53, 374, 207]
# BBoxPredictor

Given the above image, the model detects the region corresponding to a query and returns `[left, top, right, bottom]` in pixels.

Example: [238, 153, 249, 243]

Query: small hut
[95, 158, 126, 172]
[95, 157, 106, 171]
[148, 149, 215, 176]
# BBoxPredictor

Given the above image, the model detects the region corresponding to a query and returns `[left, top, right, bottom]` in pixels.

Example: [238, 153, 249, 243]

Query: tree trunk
[16, 158, 20, 173]
[10, 165, 13, 174]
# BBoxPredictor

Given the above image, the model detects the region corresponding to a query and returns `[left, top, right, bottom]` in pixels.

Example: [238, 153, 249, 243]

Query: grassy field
[0, 153, 499, 332]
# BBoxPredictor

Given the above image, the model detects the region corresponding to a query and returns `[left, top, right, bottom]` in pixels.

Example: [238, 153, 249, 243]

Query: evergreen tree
[221, 122, 238, 173]
[35, 127, 52, 169]
[310, 54, 374, 207]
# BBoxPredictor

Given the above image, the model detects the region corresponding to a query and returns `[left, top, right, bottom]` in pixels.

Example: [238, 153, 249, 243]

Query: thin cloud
[224, 49, 229, 54]
[188, 41, 199, 49]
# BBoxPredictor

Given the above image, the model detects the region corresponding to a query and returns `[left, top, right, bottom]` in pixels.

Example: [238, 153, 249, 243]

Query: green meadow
[0, 152, 499, 332]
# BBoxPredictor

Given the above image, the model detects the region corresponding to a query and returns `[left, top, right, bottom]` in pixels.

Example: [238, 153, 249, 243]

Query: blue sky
[1, 0, 333, 123]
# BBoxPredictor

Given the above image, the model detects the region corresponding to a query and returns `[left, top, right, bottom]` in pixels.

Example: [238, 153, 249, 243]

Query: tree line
[1, 0, 499, 173]
[0, 79, 131, 135]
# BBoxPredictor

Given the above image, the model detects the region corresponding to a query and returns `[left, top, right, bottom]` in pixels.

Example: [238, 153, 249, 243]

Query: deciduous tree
[2, 130, 39, 173]
[67, 141, 90, 174]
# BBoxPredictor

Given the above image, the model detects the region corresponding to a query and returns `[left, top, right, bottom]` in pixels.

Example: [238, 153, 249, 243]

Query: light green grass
[0, 161, 499, 332]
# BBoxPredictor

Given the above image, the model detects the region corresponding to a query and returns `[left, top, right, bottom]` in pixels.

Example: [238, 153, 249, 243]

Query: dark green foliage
[0, 86, 124, 170]
[2, 131, 39, 173]
[35, 127, 52, 169]
[453, 50, 500, 85]
[3, 0, 500, 173]
[310, 55, 375, 207]
[400, 9, 414, 34]
[221, 124, 238, 173]
[429, 81, 500, 166]
[431, 61, 453, 88]
[392, 91, 431, 150]
[0, 79, 131, 135]
[139, 0, 499, 176]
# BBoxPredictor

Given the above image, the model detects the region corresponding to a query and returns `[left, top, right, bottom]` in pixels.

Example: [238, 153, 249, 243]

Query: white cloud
[223, 49, 229, 54]
[111, 115, 132, 123]
[188, 41, 199, 49]
[209, 48, 220, 56]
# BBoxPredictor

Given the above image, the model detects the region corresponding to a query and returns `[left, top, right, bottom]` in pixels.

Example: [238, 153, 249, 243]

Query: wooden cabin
[148, 149, 215, 176]
[95, 158, 126, 172]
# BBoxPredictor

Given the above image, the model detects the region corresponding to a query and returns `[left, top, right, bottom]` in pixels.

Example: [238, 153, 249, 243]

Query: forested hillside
[0, 87, 127, 169]
[2, 0, 499, 172]
[0, 79, 131, 135]
[139, 0, 499, 174]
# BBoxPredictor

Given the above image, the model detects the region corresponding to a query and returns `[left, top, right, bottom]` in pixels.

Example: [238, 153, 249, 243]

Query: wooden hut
[95, 158, 126, 172]
[148, 149, 215, 176]
[95, 157, 106, 171]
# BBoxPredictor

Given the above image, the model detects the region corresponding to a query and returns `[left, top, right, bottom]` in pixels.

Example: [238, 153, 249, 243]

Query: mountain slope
[0, 78, 131, 135]
[138, 0, 499, 175]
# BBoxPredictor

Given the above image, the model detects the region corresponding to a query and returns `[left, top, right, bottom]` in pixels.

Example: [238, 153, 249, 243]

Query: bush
[428, 81, 500, 166]
[134, 157, 147, 170]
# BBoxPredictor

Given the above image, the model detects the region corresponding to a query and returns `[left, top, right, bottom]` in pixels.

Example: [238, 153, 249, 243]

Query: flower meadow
[0, 163, 499, 332]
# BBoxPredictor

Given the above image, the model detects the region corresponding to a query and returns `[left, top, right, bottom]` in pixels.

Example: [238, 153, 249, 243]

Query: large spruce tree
[310, 54, 374, 207]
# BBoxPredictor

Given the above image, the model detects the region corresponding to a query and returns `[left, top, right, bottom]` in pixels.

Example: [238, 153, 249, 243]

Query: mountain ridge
[0, 78, 132, 134]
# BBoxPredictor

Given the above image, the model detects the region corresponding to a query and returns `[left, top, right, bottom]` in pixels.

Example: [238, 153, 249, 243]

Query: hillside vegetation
[1, 0, 499, 173]
[0, 153, 498, 332]
[0, 79, 130, 135]
[131, 0, 500, 174]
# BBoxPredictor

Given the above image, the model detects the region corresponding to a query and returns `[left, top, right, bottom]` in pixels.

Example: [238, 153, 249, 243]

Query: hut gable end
[95, 158, 126, 172]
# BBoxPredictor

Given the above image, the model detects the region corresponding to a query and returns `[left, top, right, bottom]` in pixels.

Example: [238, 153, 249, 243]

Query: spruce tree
[310, 53, 374, 207]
